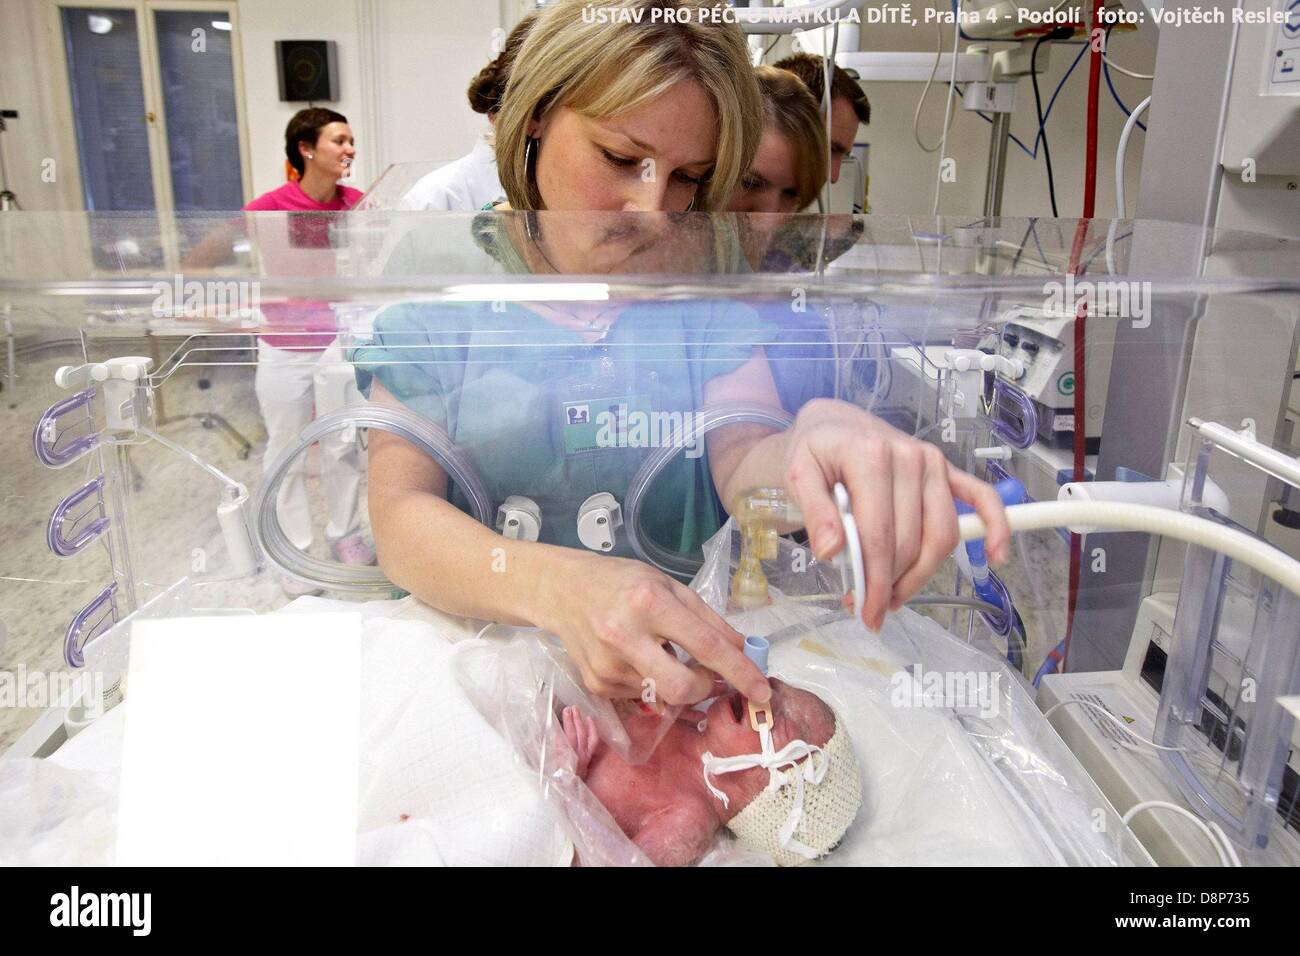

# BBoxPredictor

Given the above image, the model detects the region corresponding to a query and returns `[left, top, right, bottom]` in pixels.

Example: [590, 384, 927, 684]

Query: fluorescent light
[444, 283, 610, 302]
[87, 13, 113, 34]
[211, 20, 232, 30]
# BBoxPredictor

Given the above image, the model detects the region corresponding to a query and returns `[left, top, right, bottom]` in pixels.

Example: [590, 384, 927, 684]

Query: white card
[116, 613, 361, 865]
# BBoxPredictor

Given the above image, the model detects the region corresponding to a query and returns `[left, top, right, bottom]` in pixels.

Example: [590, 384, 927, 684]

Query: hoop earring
[685, 195, 696, 213]
[524, 137, 538, 174]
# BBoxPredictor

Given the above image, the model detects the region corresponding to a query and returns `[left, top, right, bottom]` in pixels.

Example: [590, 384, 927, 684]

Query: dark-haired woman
[245, 108, 372, 594]
[245, 107, 362, 211]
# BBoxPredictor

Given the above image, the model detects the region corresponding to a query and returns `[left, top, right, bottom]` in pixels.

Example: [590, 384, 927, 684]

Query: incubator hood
[2, 210, 1299, 865]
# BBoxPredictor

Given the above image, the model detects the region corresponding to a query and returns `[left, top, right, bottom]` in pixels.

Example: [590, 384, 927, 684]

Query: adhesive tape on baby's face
[725, 721, 862, 866]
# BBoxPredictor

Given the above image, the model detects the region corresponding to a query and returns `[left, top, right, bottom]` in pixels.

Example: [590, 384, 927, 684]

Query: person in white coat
[400, 15, 536, 212]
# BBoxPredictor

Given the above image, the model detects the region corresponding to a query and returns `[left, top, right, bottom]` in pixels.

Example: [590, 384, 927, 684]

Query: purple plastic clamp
[33, 388, 100, 469]
[64, 582, 119, 668]
[46, 474, 111, 557]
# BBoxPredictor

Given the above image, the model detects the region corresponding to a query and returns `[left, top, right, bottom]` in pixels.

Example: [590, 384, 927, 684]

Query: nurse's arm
[701, 347, 788, 515]
[366, 381, 767, 704]
[366, 379, 557, 626]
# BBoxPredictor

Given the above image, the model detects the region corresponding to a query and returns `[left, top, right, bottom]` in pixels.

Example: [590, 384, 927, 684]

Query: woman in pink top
[245, 108, 362, 211]
[246, 109, 373, 593]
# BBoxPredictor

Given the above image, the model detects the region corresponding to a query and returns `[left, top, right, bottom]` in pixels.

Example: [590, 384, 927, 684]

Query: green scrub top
[352, 299, 776, 562]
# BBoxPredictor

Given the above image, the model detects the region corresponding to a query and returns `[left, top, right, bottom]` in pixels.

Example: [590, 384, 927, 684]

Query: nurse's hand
[536, 552, 771, 706]
[782, 398, 1012, 632]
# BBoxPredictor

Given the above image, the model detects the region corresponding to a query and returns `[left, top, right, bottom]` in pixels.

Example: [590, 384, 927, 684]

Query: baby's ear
[631, 806, 716, 867]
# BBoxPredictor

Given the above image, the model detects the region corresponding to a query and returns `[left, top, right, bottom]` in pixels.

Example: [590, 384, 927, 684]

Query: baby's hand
[561, 705, 601, 778]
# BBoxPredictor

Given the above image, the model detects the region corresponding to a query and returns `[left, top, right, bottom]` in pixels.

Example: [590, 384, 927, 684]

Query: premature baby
[561, 678, 862, 866]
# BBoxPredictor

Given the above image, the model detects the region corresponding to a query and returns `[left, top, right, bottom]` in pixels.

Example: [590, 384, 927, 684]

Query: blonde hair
[494, 0, 762, 211]
[753, 66, 828, 210]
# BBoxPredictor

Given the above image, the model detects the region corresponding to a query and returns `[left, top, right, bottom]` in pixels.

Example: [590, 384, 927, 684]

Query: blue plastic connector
[744, 635, 770, 675]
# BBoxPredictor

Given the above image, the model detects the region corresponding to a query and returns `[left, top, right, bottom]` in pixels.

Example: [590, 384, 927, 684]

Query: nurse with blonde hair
[362, 0, 1011, 711]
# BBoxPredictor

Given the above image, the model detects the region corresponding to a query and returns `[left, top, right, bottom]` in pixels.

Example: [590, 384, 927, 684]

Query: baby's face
[702, 678, 836, 762]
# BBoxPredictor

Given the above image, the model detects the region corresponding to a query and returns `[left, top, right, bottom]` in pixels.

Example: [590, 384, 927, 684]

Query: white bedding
[1, 594, 1130, 866]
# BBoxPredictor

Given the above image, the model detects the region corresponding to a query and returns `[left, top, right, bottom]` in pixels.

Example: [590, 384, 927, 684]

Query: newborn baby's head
[570, 678, 862, 866]
[700, 679, 862, 866]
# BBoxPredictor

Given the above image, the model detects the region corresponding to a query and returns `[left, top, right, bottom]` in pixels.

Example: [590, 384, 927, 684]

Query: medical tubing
[989, 378, 1038, 450]
[1033, 638, 1065, 687]
[905, 595, 1002, 616]
[931, 0, 964, 215]
[1082, 0, 1106, 218]
[958, 501, 1300, 601]
[624, 404, 795, 579]
[957, 478, 1024, 640]
[254, 402, 494, 592]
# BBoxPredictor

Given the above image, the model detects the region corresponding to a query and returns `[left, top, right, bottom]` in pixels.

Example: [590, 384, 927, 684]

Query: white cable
[1102, 31, 1155, 80]
[823, 22, 838, 213]
[1122, 801, 1239, 866]
[959, 500, 1300, 601]
[913, 26, 948, 153]
[931, 0, 963, 216]
[1115, 95, 1151, 218]
[1041, 700, 1251, 805]
[1041, 698, 1188, 752]
[1209, 821, 1244, 867]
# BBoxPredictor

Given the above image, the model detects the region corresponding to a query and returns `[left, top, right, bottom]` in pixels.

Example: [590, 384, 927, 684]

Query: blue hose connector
[744, 635, 770, 675]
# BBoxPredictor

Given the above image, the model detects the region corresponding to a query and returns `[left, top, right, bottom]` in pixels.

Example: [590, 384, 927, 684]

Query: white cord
[1041, 698, 1187, 752]
[823, 22, 838, 213]
[913, 25, 948, 153]
[931, 0, 963, 216]
[1115, 95, 1151, 218]
[1209, 821, 1244, 867]
[1123, 801, 1241, 866]
[959, 500, 1300, 600]
[1040, 698, 1250, 804]
[1102, 31, 1155, 81]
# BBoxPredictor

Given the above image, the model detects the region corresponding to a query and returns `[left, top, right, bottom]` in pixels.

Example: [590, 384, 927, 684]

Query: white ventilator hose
[957, 501, 1300, 600]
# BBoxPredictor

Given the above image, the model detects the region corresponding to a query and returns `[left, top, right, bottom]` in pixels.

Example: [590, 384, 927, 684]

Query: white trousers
[255, 339, 364, 550]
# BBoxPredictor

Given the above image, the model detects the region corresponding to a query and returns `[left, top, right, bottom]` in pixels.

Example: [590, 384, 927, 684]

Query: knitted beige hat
[725, 720, 862, 866]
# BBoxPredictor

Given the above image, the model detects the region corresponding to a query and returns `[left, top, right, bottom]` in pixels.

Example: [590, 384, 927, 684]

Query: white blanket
[2, 595, 1130, 865]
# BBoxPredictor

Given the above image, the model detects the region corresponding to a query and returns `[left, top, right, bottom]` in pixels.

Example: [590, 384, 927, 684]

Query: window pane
[154, 10, 244, 211]
[61, 7, 155, 212]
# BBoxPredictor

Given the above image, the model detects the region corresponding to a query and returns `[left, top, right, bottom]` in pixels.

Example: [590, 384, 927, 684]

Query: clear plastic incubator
[1, 209, 1298, 867]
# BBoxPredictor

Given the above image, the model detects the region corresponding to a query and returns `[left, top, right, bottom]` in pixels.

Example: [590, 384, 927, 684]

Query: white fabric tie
[701, 723, 828, 860]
